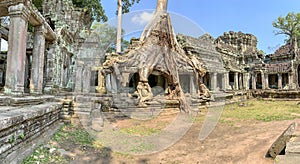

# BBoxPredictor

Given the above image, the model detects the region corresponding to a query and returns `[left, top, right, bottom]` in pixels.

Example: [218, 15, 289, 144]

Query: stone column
[44, 44, 55, 93]
[190, 75, 197, 95]
[265, 73, 269, 89]
[30, 25, 46, 94]
[288, 72, 294, 89]
[74, 65, 83, 92]
[278, 73, 282, 89]
[221, 73, 226, 90]
[252, 73, 256, 90]
[111, 73, 118, 94]
[239, 73, 243, 90]
[5, 4, 29, 95]
[210, 72, 217, 91]
[224, 72, 230, 90]
[82, 67, 91, 93]
[0, 31, 1, 52]
[234, 72, 239, 90]
[243, 72, 250, 90]
[95, 67, 106, 93]
[261, 72, 266, 89]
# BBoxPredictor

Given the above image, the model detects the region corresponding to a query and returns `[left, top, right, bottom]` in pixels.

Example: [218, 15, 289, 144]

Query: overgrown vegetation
[22, 124, 100, 163]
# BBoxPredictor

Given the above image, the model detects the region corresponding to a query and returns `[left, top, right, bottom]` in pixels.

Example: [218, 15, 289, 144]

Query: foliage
[32, 0, 43, 11]
[72, 0, 140, 22]
[72, 0, 107, 22]
[80, 22, 130, 53]
[121, 0, 141, 14]
[272, 12, 300, 44]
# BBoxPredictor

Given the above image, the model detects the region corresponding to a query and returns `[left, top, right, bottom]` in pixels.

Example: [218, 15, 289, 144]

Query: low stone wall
[0, 102, 63, 164]
[252, 90, 300, 99]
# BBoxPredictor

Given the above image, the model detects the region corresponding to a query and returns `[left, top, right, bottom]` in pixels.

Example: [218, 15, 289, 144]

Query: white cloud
[131, 11, 154, 26]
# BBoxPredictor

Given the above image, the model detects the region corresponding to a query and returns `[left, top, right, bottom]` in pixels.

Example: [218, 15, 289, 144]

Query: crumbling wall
[0, 102, 63, 164]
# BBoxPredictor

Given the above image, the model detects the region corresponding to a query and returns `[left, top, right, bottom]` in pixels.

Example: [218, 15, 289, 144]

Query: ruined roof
[177, 34, 226, 73]
[269, 42, 297, 61]
[216, 31, 260, 57]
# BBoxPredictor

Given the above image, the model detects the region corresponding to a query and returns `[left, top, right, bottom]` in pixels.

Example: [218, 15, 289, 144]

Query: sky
[1, 0, 300, 54]
[102, 0, 300, 54]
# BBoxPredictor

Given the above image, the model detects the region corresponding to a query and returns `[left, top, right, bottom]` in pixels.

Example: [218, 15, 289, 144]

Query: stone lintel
[8, 3, 29, 20]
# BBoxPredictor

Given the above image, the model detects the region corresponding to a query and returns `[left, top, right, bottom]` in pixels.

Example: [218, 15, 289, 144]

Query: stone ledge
[0, 102, 62, 131]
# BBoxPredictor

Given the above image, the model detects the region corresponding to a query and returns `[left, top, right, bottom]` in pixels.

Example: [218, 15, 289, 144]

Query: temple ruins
[0, 0, 300, 163]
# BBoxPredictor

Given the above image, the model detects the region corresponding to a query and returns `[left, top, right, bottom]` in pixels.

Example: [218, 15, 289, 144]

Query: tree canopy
[272, 12, 300, 44]
[72, 0, 140, 22]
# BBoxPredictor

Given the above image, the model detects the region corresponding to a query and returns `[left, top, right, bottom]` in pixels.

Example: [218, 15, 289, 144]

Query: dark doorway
[229, 72, 234, 90]
[129, 73, 139, 89]
[269, 74, 278, 89]
[256, 73, 262, 89]
[148, 74, 166, 89]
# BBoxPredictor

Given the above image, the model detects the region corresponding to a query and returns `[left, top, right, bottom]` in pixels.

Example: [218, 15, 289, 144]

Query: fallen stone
[266, 122, 297, 158]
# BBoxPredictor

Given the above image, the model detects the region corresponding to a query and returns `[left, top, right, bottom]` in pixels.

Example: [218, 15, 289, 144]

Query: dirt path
[68, 118, 300, 164]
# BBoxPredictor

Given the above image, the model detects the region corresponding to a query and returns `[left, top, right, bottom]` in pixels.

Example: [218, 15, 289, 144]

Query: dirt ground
[61, 116, 300, 164]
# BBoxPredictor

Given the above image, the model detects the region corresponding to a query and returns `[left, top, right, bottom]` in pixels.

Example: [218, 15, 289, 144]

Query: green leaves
[272, 12, 300, 44]
[72, 0, 108, 22]
[72, 0, 141, 22]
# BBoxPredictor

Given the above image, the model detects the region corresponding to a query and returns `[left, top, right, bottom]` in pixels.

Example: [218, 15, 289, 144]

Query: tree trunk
[156, 0, 168, 12]
[116, 0, 122, 53]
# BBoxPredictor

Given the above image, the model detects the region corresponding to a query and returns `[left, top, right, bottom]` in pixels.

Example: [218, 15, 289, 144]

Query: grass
[22, 144, 67, 164]
[120, 125, 162, 136]
[52, 124, 94, 147]
[22, 124, 99, 164]
[221, 99, 300, 122]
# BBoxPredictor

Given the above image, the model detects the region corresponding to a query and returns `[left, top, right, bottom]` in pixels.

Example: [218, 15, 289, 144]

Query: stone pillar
[278, 73, 282, 89]
[210, 72, 217, 91]
[243, 72, 250, 90]
[239, 73, 243, 90]
[190, 75, 197, 95]
[261, 72, 266, 89]
[252, 73, 256, 90]
[95, 67, 106, 93]
[30, 25, 46, 94]
[44, 44, 55, 93]
[111, 73, 118, 94]
[0, 31, 1, 51]
[82, 67, 91, 93]
[106, 74, 112, 93]
[265, 73, 270, 89]
[288, 72, 294, 89]
[5, 4, 29, 95]
[234, 72, 239, 90]
[74, 65, 83, 92]
[221, 73, 226, 90]
[224, 72, 230, 90]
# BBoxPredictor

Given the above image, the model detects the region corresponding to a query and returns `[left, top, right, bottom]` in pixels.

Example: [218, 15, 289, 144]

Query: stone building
[0, 0, 300, 98]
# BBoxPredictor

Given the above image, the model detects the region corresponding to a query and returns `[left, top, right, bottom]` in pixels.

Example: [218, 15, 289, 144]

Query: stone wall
[0, 102, 63, 164]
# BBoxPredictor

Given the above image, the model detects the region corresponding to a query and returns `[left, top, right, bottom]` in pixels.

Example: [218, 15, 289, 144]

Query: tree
[272, 12, 300, 44]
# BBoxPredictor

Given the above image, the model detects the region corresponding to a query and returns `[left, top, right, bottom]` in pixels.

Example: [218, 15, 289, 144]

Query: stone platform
[0, 98, 63, 164]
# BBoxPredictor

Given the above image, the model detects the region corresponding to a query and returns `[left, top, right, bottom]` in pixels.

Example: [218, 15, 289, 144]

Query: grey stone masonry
[0, 101, 63, 163]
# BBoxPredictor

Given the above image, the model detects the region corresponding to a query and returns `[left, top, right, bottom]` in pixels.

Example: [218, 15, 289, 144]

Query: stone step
[286, 142, 300, 155]
[275, 155, 300, 164]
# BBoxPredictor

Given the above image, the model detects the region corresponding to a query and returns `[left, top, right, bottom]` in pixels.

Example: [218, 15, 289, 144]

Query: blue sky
[102, 0, 300, 54]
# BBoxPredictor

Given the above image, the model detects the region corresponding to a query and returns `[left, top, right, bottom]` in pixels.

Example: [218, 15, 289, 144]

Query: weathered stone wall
[0, 102, 63, 164]
[42, 0, 92, 92]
